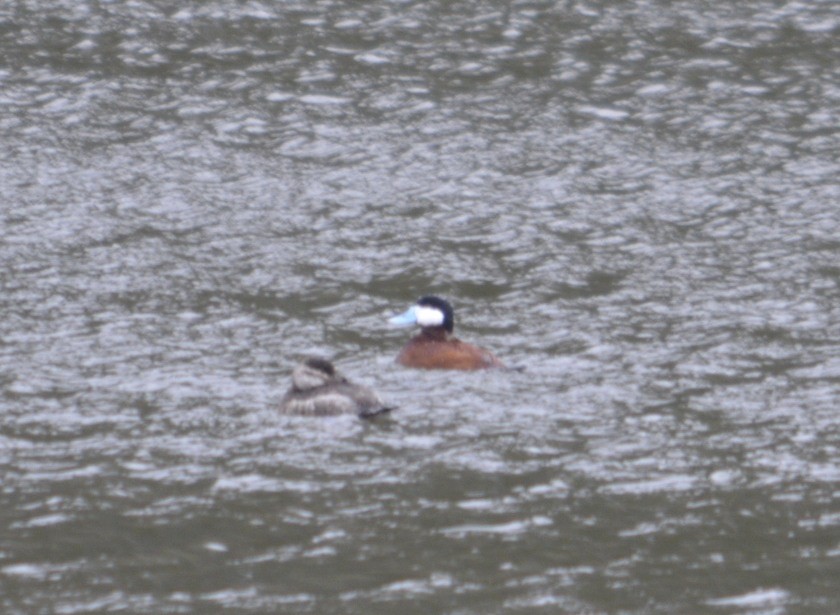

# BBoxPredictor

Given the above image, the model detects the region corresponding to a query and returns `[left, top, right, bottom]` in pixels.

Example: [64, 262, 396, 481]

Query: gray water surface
[2, 1, 839, 613]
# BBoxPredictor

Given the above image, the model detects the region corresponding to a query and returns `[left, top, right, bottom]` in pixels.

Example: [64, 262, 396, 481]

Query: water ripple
[2, 0, 840, 613]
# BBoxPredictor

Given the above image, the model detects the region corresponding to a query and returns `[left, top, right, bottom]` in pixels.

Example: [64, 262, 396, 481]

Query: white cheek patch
[415, 305, 444, 327]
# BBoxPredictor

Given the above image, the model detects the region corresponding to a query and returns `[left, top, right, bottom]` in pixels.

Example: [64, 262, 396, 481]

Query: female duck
[388, 296, 505, 370]
[279, 357, 393, 418]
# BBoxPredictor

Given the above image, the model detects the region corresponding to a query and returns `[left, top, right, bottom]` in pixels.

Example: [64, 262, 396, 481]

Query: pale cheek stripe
[415, 306, 444, 327]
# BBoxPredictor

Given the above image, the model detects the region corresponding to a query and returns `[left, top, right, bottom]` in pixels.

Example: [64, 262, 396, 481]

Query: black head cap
[304, 357, 336, 376]
[417, 295, 455, 333]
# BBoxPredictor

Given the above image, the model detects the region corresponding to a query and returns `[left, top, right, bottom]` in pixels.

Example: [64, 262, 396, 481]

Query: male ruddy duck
[388, 296, 505, 370]
[279, 357, 394, 418]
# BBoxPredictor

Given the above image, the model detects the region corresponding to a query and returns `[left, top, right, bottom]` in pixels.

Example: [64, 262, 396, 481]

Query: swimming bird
[279, 357, 394, 418]
[388, 295, 505, 370]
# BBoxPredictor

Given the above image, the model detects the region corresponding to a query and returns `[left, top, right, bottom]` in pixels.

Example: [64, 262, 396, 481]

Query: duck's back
[280, 382, 388, 416]
[396, 334, 504, 370]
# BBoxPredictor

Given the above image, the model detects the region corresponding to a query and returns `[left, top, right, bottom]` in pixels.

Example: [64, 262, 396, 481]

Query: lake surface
[2, 0, 839, 613]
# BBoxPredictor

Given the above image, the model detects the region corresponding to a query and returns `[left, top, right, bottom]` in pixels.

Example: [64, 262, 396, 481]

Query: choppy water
[2, 0, 840, 613]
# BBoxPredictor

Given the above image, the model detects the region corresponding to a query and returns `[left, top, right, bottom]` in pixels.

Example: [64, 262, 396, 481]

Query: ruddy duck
[279, 358, 394, 418]
[388, 296, 505, 370]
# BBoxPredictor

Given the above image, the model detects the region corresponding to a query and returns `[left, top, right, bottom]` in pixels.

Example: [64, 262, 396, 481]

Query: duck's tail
[359, 406, 396, 419]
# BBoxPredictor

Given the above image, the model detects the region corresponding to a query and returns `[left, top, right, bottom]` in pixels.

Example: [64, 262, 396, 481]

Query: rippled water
[2, 0, 840, 613]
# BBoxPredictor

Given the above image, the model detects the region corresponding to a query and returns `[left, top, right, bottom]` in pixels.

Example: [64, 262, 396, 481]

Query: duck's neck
[418, 326, 452, 342]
